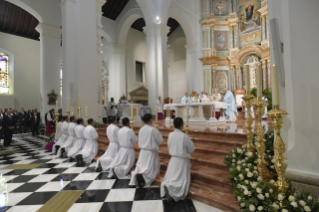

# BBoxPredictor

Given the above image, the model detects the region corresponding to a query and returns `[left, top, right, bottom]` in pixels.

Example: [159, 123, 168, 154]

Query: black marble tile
[82, 167, 96, 173]
[10, 182, 47, 192]
[51, 174, 79, 181]
[99, 202, 132, 212]
[75, 190, 109, 203]
[134, 187, 162, 201]
[111, 179, 131, 189]
[42, 168, 68, 174]
[62, 181, 92, 191]
[4, 169, 29, 175]
[163, 199, 197, 212]
[36, 163, 56, 168]
[95, 172, 110, 180]
[16, 192, 58, 205]
[1, 160, 14, 165]
[9, 175, 37, 183]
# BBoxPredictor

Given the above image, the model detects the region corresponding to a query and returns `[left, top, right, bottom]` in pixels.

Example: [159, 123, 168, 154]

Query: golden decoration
[242, 94, 255, 152]
[253, 96, 273, 181]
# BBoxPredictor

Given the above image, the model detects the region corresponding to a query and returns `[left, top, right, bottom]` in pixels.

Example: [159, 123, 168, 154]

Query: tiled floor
[0, 136, 224, 212]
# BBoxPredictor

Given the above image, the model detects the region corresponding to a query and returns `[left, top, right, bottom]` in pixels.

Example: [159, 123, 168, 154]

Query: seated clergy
[77, 118, 99, 165]
[223, 89, 238, 122]
[53, 116, 69, 154]
[96, 116, 119, 172]
[68, 118, 86, 160]
[212, 88, 221, 101]
[107, 118, 138, 179]
[129, 113, 163, 188]
[181, 93, 192, 104]
[161, 117, 195, 202]
[57, 116, 77, 158]
[262, 94, 268, 119]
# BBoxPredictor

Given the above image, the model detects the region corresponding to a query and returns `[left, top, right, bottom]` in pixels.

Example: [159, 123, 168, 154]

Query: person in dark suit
[26, 110, 32, 132]
[58, 108, 63, 122]
[31, 110, 40, 136]
[0, 109, 4, 144]
[10, 109, 18, 134]
[4, 110, 15, 147]
[18, 107, 28, 133]
[33, 109, 41, 135]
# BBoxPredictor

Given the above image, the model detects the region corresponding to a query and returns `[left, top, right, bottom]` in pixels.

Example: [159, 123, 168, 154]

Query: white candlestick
[245, 65, 250, 94]
[257, 64, 262, 97]
[272, 65, 280, 105]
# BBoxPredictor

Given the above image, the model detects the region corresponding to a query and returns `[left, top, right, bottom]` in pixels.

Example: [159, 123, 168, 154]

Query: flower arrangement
[94, 122, 101, 129]
[47, 134, 55, 143]
[225, 132, 319, 211]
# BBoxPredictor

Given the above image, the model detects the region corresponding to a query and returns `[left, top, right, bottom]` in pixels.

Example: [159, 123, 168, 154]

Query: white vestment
[79, 125, 99, 163]
[156, 100, 163, 113]
[67, 124, 86, 158]
[54, 122, 63, 142]
[53, 121, 69, 154]
[129, 125, 163, 187]
[108, 126, 138, 179]
[160, 129, 195, 201]
[57, 122, 77, 156]
[96, 124, 119, 171]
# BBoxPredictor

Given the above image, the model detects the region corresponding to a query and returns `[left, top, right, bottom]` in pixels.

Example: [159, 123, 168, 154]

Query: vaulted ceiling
[131, 18, 180, 37]
[0, 0, 40, 41]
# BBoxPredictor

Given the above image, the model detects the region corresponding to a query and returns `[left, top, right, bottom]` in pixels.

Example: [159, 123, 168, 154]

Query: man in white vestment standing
[53, 116, 69, 154]
[129, 114, 163, 188]
[96, 116, 119, 172]
[68, 118, 86, 160]
[161, 117, 195, 202]
[181, 93, 192, 104]
[262, 94, 268, 119]
[156, 96, 164, 120]
[77, 118, 99, 165]
[108, 118, 138, 179]
[223, 89, 238, 122]
[58, 116, 77, 158]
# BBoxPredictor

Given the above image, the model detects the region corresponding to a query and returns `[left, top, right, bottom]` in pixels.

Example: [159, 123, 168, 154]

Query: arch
[168, 7, 196, 45]
[231, 44, 264, 64]
[117, 8, 144, 45]
[6, 0, 43, 23]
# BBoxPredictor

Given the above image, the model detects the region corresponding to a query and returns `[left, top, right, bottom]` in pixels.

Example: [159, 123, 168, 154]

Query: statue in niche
[47, 90, 58, 105]
[245, 4, 254, 21]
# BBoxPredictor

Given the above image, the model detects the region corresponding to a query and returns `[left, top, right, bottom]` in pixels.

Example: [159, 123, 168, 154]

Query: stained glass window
[60, 64, 63, 96]
[0, 53, 9, 94]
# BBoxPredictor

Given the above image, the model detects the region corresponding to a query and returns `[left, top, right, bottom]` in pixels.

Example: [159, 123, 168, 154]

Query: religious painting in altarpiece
[216, 71, 228, 93]
[215, 31, 227, 50]
[239, 0, 261, 47]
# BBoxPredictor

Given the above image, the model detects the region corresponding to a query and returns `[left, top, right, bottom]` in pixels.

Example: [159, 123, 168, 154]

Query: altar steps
[95, 125, 244, 211]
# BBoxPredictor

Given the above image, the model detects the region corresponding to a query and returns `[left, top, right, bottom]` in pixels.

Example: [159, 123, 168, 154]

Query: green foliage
[47, 134, 55, 143]
[94, 122, 101, 129]
[250, 88, 257, 97]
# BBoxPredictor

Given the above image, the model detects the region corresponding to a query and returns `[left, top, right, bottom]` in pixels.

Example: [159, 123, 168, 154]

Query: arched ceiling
[0, 0, 40, 41]
[102, 0, 130, 20]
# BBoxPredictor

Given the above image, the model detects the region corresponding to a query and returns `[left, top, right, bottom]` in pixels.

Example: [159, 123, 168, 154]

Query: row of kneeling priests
[96, 114, 195, 202]
[53, 115, 99, 165]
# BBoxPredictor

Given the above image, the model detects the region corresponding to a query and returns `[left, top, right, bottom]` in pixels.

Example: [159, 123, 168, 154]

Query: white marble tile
[13, 159, 37, 164]
[73, 173, 100, 181]
[0, 169, 14, 175]
[40, 155, 58, 160]
[193, 200, 224, 212]
[105, 189, 136, 202]
[3, 175, 18, 182]
[54, 162, 76, 168]
[11, 156, 31, 161]
[46, 158, 67, 164]
[0, 160, 9, 163]
[89, 162, 97, 167]
[67, 203, 103, 212]
[28, 174, 59, 182]
[63, 167, 87, 174]
[7, 205, 43, 212]
[6, 183, 24, 192]
[87, 180, 116, 190]
[6, 192, 32, 206]
[22, 168, 50, 175]
[0, 165, 10, 169]
[36, 181, 70, 192]
[9, 153, 27, 157]
[131, 200, 163, 212]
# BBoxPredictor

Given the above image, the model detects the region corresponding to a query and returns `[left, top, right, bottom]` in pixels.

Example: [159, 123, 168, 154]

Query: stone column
[201, 0, 210, 17]
[266, 15, 270, 39]
[185, 44, 198, 93]
[233, 26, 238, 48]
[267, 58, 271, 89]
[212, 65, 217, 88]
[35, 24, 62, 122]
[236, 64, 241, 89]
[210, 26, 215, 49]
[230, 65, 234, 91]
[203, 66, 211, 94]
[232, 0, 236, 13]
[229, 27, 233, 49]
[242, 65, 246, 88]
[261, 59, 267, 89]
[230, 0, 233, 13]
[261, 16, 266, 41]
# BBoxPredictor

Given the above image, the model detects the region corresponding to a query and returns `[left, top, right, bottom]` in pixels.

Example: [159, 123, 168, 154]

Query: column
[201, 0, 210, 18]
[232, 0, 236, 13]
[203, 66, 211, 94]
[230, 65, 234, 91]
[266, 15, 270, 39]
[261, 59, 267, 89]
[185, 44, 198, 93]
[210, 26, 215, 49]
[267, 58, 271, 89]
[212, 65, 217, 88]
[35, 24, 62, 122]
[229, 27, 233, 49]
[230, 0, 233, 13]
[261, 16, 266, 41]
[233, 25, 238, 48]
[242, 65, 246, 88]
[144, 23, 170, 114]
[235, 65, 241, 89]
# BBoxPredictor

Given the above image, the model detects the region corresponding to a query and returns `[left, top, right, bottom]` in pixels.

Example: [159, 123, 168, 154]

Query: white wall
[268, 0, 319, 178]
[168, 26, 187, 103]
[126, 28, 148, 95]
[0, 32, 40, 110]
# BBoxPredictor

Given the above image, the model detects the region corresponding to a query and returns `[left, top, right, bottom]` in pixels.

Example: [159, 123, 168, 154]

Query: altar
[163, 102, 228, 124]
[119, 103, 142, 124]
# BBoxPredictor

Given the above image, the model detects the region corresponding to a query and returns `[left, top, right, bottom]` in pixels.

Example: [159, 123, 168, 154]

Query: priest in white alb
[223, 89, 238, 122]
[52, 116, 64, 152]
[108, 117, 138, 179]
[161, 117, 195, 202]
[53, 116, 69, 154]
[96, 116, 119, 172]
[68, 118, 86, 160]
[129, 113, 163, 188]
[77, 118, 99, 165]
[57, 116, 77, 158]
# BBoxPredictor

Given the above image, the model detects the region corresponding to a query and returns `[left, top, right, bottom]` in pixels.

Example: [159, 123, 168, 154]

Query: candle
[56, 100, 58, 112]
[169, 98, 171, 104]
[245, 65, 250, 94]
[67, 98, 70, 110]
[86, 106, 88, 117]
[272, 65, 280, 105]
[155, 106, 158, 122]
[131, 104, 133, 118]
[257, 64, 262, 97]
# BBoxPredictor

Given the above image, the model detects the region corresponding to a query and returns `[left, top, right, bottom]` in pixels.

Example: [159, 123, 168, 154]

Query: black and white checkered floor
[0, 136, 223, 212]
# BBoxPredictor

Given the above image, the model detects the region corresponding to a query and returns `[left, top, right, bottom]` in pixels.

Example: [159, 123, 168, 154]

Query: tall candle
[86, 106, 88, 117]
[131, 104, 133, 118]
[56, 100, 58, 112]
[67, 98, 70, 110]
[272, 65, 280, 105]
[257, 64, 262, 97]
[155, 106, 158, 122]
[245, 65, 250, 94]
